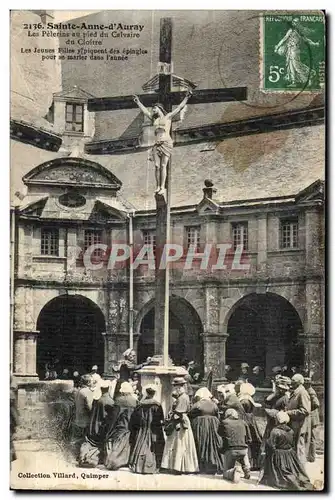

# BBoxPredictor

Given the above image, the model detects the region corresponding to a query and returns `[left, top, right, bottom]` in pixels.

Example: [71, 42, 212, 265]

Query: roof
[11, 123, 323, 211]
[11, 11, 62, 135]
[61, 10, 325, 142]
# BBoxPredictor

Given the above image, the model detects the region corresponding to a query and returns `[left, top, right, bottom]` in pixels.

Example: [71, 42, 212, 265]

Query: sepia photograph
[9, 9, 325, 491]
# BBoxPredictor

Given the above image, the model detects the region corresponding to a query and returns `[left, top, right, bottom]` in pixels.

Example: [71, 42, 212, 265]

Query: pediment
[23, 158, 122, 191]
[295, 180, 324, 205]
[19, 197, 48, 216]
[89, 200, 127, 222]
[197, 197, 220, 215]
[53, 86, 95, 101]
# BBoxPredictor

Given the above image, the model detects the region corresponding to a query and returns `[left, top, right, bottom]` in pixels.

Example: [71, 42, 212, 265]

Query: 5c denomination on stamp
[260, 13, 325, 92]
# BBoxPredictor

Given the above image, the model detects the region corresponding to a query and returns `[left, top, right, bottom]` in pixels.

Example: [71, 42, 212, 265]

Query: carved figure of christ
[133, 91, 192, 195]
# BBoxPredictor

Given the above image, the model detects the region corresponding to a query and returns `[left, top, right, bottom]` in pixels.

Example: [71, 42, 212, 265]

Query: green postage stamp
[260, 13, 325, 92]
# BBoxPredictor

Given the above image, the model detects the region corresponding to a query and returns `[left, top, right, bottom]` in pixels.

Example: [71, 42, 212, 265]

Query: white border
[2, 3, 331, 499]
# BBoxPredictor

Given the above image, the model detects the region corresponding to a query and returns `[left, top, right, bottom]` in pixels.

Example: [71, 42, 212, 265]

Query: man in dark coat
[71, 374, 95, 458]
[304, 377, 320, 462]
[249, 366, 264, 388]
[238, 363, 250, 382]
[287, 374, 311, 465]
[218, 408, 251, 482]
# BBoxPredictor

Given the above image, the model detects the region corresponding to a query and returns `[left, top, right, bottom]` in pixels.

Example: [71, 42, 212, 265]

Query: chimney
[33, 10, 54, 24]
[203, 179, 217, 200]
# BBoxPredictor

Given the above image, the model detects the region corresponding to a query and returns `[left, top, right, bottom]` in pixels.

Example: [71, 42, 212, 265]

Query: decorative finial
[203, 179, 217, 199]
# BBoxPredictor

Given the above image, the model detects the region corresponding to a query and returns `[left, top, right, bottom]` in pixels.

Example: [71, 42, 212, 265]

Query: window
[142, 230, 156, 257]
[84, 229, 103, 258]
[280, 219, 298, 249]
[59, 192, 86, 208]
[232, 222, 248, 251]
[41, 228, 59, 256]
[65, 102, 84, 132]
[186, 226, 201, 252]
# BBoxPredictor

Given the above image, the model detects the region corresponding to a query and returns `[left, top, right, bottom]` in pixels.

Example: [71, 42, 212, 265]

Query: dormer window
[65, 102, 84, 132]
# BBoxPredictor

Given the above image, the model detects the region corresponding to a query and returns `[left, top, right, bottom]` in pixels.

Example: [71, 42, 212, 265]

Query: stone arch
[34, 289, 106, 330]
[36, 293, 106, 379]
[224, 292, 304, 377]
[222, 291, 304, 333]
[135, 295, 204, 369]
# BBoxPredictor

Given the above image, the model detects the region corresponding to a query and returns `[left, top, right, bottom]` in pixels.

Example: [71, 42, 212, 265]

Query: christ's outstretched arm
[133, 95, 152, 119]
[168, 90, 192, 118]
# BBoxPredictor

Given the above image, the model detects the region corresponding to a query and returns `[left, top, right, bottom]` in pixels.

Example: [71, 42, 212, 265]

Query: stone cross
[88, 18, 248, 366]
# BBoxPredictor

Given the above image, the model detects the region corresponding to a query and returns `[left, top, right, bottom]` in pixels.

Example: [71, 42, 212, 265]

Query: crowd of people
[59, 352, 320, 491]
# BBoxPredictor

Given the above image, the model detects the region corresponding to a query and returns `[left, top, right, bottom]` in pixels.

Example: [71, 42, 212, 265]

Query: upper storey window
[65, 102, 84, 132]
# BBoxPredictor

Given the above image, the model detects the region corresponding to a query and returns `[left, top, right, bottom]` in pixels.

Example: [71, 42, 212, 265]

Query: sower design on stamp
[260, 13, 325, 92]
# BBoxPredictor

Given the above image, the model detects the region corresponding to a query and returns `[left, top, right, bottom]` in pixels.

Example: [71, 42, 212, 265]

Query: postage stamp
[260, 13, 325, 92]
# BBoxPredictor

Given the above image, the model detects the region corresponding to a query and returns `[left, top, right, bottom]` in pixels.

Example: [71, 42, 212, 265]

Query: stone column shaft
[14, 330, 38, 379]
[203, 333, 228, 380]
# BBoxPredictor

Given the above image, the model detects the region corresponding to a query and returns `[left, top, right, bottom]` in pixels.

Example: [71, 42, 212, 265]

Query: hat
[252, 366, 261, 372]
[272, 366, 282, 374]
[276, 376, 291, 390]
[120, 381, 134, 394]
[239, 382, 256, 397]
[123, 348, 134, 358]
[194, 387, 212, 400]
[225, 409, 239, 419]
[91, 365, 98, 371]
[100, 380, 111, 389]
[172, 377, 186, 386]
[292, 373, 304, 385]
[276, 411, 290, 424]
[241, 363, 249, 369]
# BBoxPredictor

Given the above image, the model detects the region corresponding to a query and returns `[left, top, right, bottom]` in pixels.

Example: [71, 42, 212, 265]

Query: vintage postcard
[10, 9, 325, 491]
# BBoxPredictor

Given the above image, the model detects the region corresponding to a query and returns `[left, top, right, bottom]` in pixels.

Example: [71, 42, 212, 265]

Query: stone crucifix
[87, 17, 247, 367]
[132, 91, 192, 196]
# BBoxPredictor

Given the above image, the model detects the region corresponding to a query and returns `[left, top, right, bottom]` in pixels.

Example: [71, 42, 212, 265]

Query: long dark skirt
[129, 403, 165, 474]
[104, 407, 134, 471]
[104, 429, 131, 470]
[244, 413, 263, 469]
[260, 446, 313, 491]
[191, 415, 223, 473]
[79, 437, 100, 468]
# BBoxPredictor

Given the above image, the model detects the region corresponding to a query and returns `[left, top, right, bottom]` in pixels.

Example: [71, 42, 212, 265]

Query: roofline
[10, 119, 62, 152]
[134, 181, 324, 216]
[84, 104, 324, 155]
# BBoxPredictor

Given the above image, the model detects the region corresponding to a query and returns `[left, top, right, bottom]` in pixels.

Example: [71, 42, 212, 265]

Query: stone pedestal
[137, 362, 188, 418]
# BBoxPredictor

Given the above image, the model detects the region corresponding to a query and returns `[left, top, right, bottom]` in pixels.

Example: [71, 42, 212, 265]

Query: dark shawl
[129, 398, 165, 474]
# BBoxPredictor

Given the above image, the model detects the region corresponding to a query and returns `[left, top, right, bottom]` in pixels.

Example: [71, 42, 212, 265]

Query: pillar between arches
[13, 330, 38, 381]
[203, 332, 228, 382]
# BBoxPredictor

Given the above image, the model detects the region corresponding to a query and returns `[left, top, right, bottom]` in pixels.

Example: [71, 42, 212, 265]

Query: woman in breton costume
[237, 382, 263, 470]
[161, 377, 199, 474]
[189, 387, 223, 473]
[104, 382, 137, 470]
